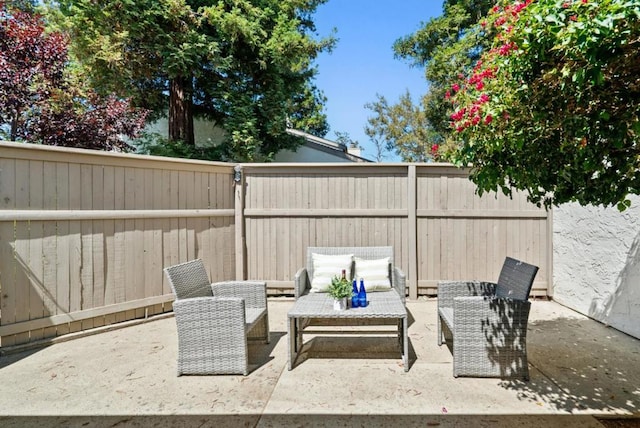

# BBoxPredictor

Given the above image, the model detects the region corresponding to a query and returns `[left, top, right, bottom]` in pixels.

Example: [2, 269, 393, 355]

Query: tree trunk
[10, 109, 19, 141]
[169, 76, 194, 145]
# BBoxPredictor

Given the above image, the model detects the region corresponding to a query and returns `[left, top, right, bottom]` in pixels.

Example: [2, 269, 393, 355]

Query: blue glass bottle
[358, 278, 367, 308]
[351, 279, 359, 308]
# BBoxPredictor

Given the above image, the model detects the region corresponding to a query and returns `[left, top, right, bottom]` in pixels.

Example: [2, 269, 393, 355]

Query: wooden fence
[238, 163, 551, 299]
[0, 142, 236, 347]
[0, 142, 552, 347]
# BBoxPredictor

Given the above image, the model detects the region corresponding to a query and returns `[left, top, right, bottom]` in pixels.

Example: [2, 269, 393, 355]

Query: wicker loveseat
[293, 246, 406, 303]
[437, 257, 539, 380]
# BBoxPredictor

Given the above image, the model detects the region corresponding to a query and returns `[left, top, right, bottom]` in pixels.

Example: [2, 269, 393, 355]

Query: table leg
[288, 316, 296, 370]
[403, 316, 409, 372]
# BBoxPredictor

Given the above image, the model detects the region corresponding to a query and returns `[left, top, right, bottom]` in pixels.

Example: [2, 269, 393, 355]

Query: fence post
[234, 165, 246, 280]
[408, 165, 418, 300]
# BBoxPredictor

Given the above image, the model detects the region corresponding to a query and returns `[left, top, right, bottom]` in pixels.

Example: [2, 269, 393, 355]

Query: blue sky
[312, 0, 444, 161]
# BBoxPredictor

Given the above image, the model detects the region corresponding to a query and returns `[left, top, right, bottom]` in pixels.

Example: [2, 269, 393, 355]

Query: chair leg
[437, 315, 443, 346]
[264, 313, 270, 344]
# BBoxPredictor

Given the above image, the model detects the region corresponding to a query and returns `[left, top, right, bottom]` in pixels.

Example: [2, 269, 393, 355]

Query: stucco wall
[553, 195, 640, 339]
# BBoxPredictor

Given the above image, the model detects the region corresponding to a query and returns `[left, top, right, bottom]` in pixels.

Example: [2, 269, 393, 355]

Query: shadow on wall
[501, 316, 640, 413]
[589, 230, 640, 339]
[0, 227, 51, 362]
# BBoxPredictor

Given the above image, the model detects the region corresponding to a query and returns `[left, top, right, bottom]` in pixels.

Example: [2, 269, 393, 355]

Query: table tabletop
[287, 291, 407, 319]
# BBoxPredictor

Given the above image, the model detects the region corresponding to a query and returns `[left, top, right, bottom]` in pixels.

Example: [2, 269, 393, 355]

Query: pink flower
[450, 108, 466, 121]
[452, 83, 460, 92]
[484, 115, 493, 125]
[475, 81, 484, 90]
[431, 144, 439, 153]
[444, 90, 451, 100]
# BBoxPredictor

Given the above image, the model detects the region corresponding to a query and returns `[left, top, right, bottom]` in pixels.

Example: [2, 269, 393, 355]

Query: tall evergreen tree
[54, 0, 334, 161]
[394, 1, 494, 137]
[363, 1, 493, 160]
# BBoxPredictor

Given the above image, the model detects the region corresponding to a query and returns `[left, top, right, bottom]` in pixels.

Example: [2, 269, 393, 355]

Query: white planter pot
[333, 297, 347, 311]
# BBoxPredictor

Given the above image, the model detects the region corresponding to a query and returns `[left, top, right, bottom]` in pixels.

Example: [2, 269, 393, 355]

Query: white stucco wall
[553, 195, 640, 339]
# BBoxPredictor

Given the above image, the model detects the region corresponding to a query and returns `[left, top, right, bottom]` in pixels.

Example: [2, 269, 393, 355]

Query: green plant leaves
[446, 0, 640, 210]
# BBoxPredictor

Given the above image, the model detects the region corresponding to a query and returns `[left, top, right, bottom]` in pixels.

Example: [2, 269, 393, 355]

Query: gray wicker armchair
[437, 257, 539, 380]
[164, 259, 269, 376]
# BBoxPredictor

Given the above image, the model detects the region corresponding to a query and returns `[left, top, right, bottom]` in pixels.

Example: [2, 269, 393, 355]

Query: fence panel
[240, 163, 551, 297]
[0, 142, 235, 346]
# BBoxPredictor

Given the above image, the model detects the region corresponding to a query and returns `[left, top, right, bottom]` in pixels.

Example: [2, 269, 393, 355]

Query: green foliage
[1, 6, 147, 150]
[364, 91, 441, 162]
[328, 275, 353, 300]
[334, 131, 362, 149]
[447, 0, 640, 210]
[52, 0, 334, 162]
[132, 132, 226, 160]
[393, 0, 494, 138]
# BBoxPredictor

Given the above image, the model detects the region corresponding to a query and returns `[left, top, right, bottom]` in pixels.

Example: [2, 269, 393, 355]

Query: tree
[0, 6, 147, 150]
[448, 0, 640, 210]
[7, 0, 37, 12]
[364, 92, 440, 162]
[393, 1, 495, 140]
[333, 131, 362, 148]
[55, 0, 335, 162]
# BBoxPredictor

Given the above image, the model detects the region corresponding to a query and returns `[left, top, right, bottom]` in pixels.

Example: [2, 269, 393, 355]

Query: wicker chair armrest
[294, 267, 310, 300]
[173, 296, 246, 323]
[392, 267, 407, 304]
[453, 296, 531, 334]
[211, 281, 267, 309]
[437, 281, 496, 310]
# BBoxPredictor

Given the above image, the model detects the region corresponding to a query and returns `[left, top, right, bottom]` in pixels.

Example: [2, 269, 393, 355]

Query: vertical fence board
[92, 166, 105, 323]
[14, 160, 31, 343]
[0, 158, 17, 346]
[42, 161, 57, 338]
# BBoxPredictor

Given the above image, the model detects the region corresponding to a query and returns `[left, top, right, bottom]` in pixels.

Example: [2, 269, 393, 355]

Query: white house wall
[553, 195, 640, 339]
[273, 144, 353, 162]
[146, 117, 226, 146]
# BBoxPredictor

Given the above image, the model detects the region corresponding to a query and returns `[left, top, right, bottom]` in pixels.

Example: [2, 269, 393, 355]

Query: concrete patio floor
[0, 298, 639, 427]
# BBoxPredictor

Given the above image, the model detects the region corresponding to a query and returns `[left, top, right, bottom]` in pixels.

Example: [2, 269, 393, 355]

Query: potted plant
[328, 274, 353, 310]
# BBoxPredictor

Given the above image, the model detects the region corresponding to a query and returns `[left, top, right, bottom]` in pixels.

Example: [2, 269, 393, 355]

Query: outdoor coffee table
[287, 292, 409, 371]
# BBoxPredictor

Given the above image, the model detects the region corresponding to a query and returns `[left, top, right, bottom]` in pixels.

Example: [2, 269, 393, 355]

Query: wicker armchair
[437, 257, 539, 380]
[164, 259, 269, 376]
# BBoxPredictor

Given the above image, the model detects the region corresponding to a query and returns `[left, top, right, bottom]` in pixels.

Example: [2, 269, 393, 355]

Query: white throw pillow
[354, 257, 391, 291]
[310, 253, 353, 293]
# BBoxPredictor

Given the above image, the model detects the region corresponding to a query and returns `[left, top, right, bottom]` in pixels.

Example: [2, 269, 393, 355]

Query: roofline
[286, 129, 372, 163]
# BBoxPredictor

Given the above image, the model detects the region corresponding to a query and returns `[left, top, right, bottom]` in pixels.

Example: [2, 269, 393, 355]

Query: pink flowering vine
[448, 0, 535, 133]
